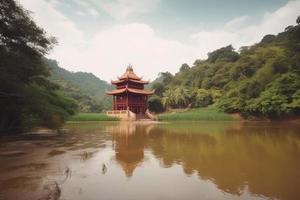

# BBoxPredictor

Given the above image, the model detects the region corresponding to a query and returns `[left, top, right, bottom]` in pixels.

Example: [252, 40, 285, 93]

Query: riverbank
[68, 109, 300, 123]
[68, 109, 236, 122]
[158, 107, 237, 121]
[68, 113, 119, 121]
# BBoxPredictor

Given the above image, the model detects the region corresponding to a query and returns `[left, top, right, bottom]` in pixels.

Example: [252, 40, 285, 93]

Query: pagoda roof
[116, 158, 141, 177]
[106, 87, 154, 95]
[118, 65, 141, 80]
[111, 79, 149, 84]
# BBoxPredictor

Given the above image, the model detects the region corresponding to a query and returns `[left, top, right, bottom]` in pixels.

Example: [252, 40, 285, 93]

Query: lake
[0, 121, 299, 200]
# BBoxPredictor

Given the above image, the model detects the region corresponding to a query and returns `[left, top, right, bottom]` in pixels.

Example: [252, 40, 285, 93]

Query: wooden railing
[106, 110, 136, 121]
[106, 109, 156, 121]
[106, 110, 127, 115]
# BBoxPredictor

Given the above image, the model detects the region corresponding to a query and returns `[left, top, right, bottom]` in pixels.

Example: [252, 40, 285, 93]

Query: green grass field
[69, 113, 119, 121]
[158, 107, 235, 121]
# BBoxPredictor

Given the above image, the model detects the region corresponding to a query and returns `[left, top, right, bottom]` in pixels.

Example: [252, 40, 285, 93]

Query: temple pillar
[113, 96, 115, 110]
[126, 93, 129, 109]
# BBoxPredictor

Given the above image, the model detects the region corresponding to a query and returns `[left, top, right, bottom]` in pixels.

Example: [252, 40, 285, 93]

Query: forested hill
[45, 59, 112, 112]
[150, 17, 300, 118]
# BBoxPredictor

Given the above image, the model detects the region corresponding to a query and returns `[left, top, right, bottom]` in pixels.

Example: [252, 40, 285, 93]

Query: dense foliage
[148, 95, 164, 113]
[0, 0, 77, 133]
[152, 18, 300, 118]
[46, 59, 112, 112]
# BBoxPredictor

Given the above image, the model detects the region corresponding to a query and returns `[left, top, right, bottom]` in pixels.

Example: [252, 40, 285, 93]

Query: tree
[0, 0, 77, 133]
[207, 45, 239, 63]
[284, 25, 294, 32]
[195, 89, 212, 107]
[179, 63, 190, 72]
[151, 82, 165, 97]
[160, 72, 174, 85]
[173, 86, 191, 107]
[296, 16, 300, 24]
[157, 16, 300, 118]
[239, 46, 250, 55]
[162, 89, 174, 108]
[193, 59, 204, 66]
[148, 95, 164, 113]
[162, 86, 191, 108]
[261, 34, 276, 44]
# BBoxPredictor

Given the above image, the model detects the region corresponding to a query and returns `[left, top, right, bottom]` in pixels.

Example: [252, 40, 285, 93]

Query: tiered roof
[119, 65, 141, 80]
[111, 79, 149, 84]
[106, 87, 154, 95]
[106, 65, 154, 95]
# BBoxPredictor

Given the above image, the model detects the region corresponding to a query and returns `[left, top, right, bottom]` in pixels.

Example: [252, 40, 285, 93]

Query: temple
[106, 65, 154, 117]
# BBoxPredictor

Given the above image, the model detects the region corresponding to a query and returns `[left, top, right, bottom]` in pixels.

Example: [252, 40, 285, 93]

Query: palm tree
[162, 89, 174, 108]
[163, 86, 191, 108]
[173, 86, 191, 108]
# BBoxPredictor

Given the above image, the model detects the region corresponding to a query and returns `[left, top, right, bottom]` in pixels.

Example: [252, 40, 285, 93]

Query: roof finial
[126, 64, 133, 72]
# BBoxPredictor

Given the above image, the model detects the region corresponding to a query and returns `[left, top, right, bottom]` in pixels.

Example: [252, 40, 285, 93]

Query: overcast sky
[18, 0, 300, 81]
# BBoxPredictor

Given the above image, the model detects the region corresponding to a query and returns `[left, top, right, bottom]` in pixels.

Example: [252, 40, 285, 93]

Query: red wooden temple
[106, 66, 154, 114]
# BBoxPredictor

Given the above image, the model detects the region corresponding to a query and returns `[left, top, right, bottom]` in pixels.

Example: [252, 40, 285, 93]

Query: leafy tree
[284, 25, 294, 32]
[272, 57, 289, 74]
[179, 63, 190, 72]
[148, 95, 164, 113]
[162, 89, 174, 108]
[193, 59, 204, 66]
[151, 82, 165, 97]
[160, 72, 174, 85]
[261, 34, 276, 44]
[195, 89, 212, 107]
[162, 86, 191, 108]
[0, 0, 77, 133]
[173, 86, 191, 107]
[207, 45, 239, 63]
[239, 46, 251, 55]
[210, 89, 222, 103]
[154, 17, 300, 118]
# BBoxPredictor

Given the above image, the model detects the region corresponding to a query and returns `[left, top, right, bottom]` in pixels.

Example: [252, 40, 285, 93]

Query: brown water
[0, 121, 300, 200]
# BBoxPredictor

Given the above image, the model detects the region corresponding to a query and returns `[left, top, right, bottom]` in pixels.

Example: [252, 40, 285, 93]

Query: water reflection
[0, 121, 299, 200]
[108, 123, 155, 177]
[107, 122, 300, 200]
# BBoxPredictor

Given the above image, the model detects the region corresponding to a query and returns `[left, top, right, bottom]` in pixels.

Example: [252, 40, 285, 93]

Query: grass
[68, 113, 119, 121]
[158, 107, 235, 121]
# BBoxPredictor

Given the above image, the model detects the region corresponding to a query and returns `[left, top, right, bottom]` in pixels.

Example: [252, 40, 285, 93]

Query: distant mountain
[45, 58, 112, 112]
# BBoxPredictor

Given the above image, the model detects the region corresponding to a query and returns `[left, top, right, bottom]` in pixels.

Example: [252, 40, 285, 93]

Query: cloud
[239, 0, 300, 44]
[95, 0, 160, 20]
[17, 0, 84, 47]
[224, 16, 248, 30]
[74, 1, 100, 17]
[191, 0, 300, 57]
[75, 10, 86, 17]
[67, 23, 195, 81]
[17, 0, 300, 81]
[86, 7, 99, 17]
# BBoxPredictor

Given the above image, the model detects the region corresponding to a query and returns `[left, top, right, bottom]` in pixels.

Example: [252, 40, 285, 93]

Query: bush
[148, 95, 164, 113]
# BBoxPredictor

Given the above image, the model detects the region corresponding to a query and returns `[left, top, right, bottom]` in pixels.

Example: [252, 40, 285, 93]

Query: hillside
[45, 59, 112, 112]
[150, 18, 300, 118]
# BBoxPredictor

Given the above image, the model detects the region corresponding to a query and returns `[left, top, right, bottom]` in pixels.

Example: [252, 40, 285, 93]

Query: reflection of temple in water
[106, 122, 300, 200]
[107, 122, 154, 177]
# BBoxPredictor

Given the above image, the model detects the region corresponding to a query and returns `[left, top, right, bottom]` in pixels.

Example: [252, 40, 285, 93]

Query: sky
[17, 0, 300, 81]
